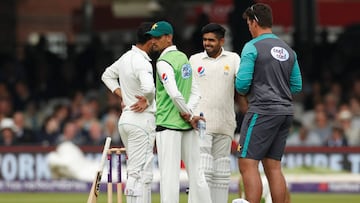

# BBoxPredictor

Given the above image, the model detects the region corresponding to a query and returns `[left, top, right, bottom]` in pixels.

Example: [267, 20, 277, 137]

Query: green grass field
[2, 192, 360, 203]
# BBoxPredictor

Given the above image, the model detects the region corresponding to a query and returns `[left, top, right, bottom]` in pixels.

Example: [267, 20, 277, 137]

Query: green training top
[156, 50, 193, 130]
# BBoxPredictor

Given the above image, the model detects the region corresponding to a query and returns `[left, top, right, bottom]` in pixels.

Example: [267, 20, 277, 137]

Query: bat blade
[87, 137, 112, 203]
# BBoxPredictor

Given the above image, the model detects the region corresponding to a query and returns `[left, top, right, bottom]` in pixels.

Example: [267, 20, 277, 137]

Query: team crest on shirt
[197, 66, 205, 77]
[237, 144, 242, 152]
[161, 73, 168, 84]
[271, 46, 289, 61]
[223, 65, 230, 76]
[181, 64, 192, 79]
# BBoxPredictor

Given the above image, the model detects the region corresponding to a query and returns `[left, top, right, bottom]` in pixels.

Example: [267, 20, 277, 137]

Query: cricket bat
[87, 137, 112, 203]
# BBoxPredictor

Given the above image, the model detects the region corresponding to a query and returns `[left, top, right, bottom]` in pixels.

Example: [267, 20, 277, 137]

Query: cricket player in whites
[146, 21, 212, 203]
[101, 22, 156, 203]
[189, 23, 242, 203]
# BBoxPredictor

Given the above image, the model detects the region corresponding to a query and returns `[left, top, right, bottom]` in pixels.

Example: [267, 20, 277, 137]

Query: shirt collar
[160, 45, 177, 57]
[201, 47, 227, 60]
[131, 45, 151, 61]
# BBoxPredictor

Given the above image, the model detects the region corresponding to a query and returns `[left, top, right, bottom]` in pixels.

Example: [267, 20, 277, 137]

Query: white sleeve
[235, 53, 241, 74]
[187, 70, 201, 111]
[137, 63, 155, 105]
[157, 60, 192, 114]
[101, 61, 121, 93]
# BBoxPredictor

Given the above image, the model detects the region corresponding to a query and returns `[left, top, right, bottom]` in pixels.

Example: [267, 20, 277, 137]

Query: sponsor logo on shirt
[197, 66, 205, 77]
[161, 73, 168, 83]
[181, 64, 192, 79]
[271, 46, 289, 61]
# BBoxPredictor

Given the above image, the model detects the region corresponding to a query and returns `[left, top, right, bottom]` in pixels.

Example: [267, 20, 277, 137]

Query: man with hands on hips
[101, 22, 156, 203]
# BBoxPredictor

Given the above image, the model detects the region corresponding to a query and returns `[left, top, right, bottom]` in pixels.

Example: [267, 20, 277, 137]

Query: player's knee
[214, 157, 231, 175]
[213, 157, 231, 185]
[141, 171, 153, 184]
[200, 153, 214, 173]
[125, 174, 142, 196]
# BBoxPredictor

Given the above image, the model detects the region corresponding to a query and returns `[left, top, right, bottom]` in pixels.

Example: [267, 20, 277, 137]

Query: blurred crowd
[0, 34, 122, 147]
[288, 80, 360, 147]
[1, 24, 360, 148]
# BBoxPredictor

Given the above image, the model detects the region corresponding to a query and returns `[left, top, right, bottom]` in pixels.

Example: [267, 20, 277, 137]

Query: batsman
[189, 23, 243, 203]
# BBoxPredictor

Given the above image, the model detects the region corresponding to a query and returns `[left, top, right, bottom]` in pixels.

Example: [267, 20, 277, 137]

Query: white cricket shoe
[232, 198, 250, 203]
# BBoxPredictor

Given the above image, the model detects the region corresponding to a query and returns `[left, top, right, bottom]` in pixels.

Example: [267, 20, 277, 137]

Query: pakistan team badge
[181, 64, 192, 79]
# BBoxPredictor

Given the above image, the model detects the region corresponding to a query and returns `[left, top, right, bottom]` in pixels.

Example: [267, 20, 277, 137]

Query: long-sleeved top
[189, 48, 240, 137]
[156, 45, 201, 116]
[155, 45, 201, 130]
[101, 45, 156, 114]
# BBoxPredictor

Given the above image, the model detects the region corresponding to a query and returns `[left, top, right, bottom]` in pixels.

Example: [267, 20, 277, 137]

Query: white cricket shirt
[189, 48, 240, 136]
[102, 45, 156, 114]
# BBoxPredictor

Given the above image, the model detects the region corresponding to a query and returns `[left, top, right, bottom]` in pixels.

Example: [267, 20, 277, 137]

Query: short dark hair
[201, 23, 226, 39]
[243, 3, 273, 28]
[136, 22, 153, 44]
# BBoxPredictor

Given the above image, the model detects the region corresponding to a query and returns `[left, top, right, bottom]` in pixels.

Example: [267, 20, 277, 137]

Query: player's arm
[131, 62, 155, 112]
[101, 61, 122, 98]
[235, 43, 257, 95]
[233, 52, 248, 112]
[188, 55, 201, 111]
[187, 70, 201, 111]
[157, 60, 193, 116]
[113, 88, 122, 98]
[290, 52, 302, 94]
[102, 61, 125, 109]
[137, 62, 155, 105]
[235, 92, 248, 114]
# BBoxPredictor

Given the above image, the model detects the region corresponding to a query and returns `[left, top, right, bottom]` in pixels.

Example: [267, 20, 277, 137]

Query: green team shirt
[156, 50, 193, 130]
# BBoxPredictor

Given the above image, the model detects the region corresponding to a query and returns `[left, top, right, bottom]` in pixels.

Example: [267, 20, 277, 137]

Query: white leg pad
[200, 153, 214, 184]
[211, 157, 231, 203]
[125, 171, 153, 203]
[124, 175, 142, 196]
[140, 171, 152, 203]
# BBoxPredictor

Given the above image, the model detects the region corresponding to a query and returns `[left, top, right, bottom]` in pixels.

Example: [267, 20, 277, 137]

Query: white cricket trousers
[118, 111, 156, 203]
[156, 129, 212, 203]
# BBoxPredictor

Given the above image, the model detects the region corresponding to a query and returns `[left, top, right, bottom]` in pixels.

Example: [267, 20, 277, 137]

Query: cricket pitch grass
[2, 192, 360, 203]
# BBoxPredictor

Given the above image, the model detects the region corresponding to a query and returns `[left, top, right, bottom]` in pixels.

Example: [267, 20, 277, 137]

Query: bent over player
[101, 22, 156, 203]
[235, 3, 302, 203]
